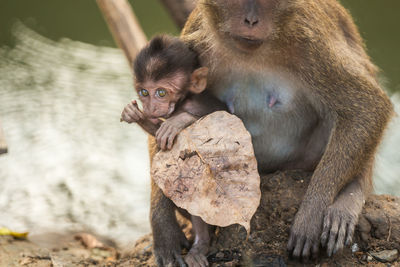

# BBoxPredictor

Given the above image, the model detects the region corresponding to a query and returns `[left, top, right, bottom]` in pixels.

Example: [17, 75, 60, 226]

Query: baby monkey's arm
[156, 111, 198, 151]
[156, 92, 228, 150]
[121, 100, 159, 136]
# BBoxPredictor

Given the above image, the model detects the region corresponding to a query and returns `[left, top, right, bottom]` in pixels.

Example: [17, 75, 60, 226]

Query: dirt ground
[1, 171, 399, 266]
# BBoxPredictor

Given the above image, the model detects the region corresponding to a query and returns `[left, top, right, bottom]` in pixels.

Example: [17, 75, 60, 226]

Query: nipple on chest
[267, 93, 279, 108]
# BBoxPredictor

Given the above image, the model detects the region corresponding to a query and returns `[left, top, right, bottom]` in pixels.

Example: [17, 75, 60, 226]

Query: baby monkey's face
[135, 72, 189, 124]
[135, 67, 208, 124]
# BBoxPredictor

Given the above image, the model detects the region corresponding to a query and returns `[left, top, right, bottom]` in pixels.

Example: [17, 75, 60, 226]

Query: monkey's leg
[184, 216, 210, 267]
[151, 180, 190, 267]
[321, 159, 373, 257]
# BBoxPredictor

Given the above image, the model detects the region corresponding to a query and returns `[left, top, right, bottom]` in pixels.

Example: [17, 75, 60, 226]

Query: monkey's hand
[320, 180, 363, 257]
[156, 112, 198, 150]
[120, 100, 144, 123]
[287, 202, 325, 260]
[184, 241, 209, 267]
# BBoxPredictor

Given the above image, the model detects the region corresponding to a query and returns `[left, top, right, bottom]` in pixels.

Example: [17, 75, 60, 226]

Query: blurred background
[0, 0, 399, 246]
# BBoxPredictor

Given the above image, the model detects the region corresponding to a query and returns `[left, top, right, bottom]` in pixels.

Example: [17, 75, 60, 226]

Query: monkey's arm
[150, 173, 189, 267]
[135, 120, 159, 136]
[156, 92, 228, 150]
[121, 100, 160, 136]
[156, 112, 198, 150]
[288, 69, 393, 258]
[181, 91, 229, 117]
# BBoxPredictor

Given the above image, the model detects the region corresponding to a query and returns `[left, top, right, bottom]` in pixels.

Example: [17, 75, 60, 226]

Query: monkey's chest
[212, 73, 319, 170]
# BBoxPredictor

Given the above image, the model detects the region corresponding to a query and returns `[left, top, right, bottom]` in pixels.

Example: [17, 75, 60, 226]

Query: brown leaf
[75, 233, 105, 249]
[152, 111, 261, 232]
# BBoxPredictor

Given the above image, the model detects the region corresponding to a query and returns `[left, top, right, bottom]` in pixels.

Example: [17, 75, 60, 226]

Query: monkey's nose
[244, 16, 259, 27]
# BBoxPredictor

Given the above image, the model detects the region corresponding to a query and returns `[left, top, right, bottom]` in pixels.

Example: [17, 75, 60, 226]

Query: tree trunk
[96, 0, 147, 65]
[159, 0, 197, 29]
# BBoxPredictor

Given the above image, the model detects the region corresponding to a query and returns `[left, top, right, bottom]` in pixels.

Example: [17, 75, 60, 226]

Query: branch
[96, 0, 147, 65]
[159, 0, 197, 29]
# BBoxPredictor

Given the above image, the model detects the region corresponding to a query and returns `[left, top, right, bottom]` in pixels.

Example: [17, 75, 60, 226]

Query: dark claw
[333, 221, 347, 255]
[345, 223, 355, 246]
[321, 215, 331, 247]
[292, 237, 305, 258]
[302, 239, 312, 259]
[287, 234, 295, 252]
[175, 253, 187, 267]
[312, 242, 319, 259]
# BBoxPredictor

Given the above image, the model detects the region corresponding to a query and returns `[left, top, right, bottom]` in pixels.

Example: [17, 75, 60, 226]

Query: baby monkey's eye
[139, 89, 149, 97]
[156, 88, 167, 97]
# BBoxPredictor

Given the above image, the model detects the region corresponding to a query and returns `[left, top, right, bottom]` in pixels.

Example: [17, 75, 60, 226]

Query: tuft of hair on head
[133, 34, 200, 83]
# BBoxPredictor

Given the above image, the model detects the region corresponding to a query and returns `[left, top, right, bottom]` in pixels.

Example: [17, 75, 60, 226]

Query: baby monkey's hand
[156, 119, 182, 151]
[121, 100, 144, 123]
[156, 112, 198, 151]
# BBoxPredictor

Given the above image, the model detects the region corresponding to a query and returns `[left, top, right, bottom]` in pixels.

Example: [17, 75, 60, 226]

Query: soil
[1, 171, 399, 266]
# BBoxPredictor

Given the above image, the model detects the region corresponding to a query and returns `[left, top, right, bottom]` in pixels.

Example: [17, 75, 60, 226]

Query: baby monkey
[121, 35, 227, 267]
[121, 34, 226, 150]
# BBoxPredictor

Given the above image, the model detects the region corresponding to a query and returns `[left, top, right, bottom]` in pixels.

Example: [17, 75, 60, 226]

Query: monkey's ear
[189, 67, 209, 94]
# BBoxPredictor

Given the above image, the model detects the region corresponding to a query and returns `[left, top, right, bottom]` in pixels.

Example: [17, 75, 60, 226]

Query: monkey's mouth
[232, 35, 264, 50]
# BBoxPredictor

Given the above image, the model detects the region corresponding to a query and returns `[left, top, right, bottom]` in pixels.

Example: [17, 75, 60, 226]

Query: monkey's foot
[320, 204, 358, 257]
[184, 242, 209, 267]
[153, 226, 190, 267]
[287, 204, 324, 260]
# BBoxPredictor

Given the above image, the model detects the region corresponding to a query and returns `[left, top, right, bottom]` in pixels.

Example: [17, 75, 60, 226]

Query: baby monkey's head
[133, 35, 208, 123]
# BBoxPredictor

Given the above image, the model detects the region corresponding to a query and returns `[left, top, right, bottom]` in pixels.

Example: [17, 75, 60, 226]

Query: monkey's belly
[213, 74, 326, 172]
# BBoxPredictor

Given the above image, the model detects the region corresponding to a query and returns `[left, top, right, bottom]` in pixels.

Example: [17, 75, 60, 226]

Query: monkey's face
[135, 73, 188, 124]
[204, 0, 283, 52]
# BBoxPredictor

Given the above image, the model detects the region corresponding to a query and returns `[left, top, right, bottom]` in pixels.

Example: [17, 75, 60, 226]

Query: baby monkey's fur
[121, 35, 227, 267]
[122, 35, 226, 150]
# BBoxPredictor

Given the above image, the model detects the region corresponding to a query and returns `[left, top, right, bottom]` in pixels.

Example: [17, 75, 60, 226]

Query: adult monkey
[149, 0, 394, 265]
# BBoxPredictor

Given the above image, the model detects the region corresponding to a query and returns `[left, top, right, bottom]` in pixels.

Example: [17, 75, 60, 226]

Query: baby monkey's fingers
[121, 103, 143, 123]
[127, 102, 144, 120]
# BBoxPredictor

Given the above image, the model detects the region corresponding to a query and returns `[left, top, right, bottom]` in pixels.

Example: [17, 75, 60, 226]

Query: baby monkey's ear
[189, 67, 209, 94]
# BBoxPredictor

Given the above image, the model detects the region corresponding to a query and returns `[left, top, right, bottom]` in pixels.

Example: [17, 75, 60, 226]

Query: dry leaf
[75, 233, 106, 249]
[152, 111, 261, 232]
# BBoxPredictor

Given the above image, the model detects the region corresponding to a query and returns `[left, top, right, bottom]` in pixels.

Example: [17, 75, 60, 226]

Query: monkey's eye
[156, 88, 167, 97]
[139, 89, 149, 97]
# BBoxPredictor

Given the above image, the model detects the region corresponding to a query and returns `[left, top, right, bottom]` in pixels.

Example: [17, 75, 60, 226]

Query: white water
[0, 23, 150, 246]
[0, 23, 398, 246]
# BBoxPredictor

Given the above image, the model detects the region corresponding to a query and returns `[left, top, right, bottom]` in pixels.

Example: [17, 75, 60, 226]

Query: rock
[370, 249, 399, 263]
[152, 111, 261, 233]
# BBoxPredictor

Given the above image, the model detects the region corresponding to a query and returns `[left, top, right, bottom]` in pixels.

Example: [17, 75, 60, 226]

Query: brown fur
[149, 0, 394, 265]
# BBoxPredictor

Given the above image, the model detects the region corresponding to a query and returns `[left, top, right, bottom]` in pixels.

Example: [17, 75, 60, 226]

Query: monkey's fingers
[345, 222, 355, 246]
[292, 236, 305, 258]
[321, 214, 332, 247]
[287, 232, 296, 252]
[333, 219, 347, 255]
[167, 130, 179, 150]
[126, 104, 144, 121]
[301, 239, 312, 260]
[133, 107, 145, 121]
[185, 253, 209, 267]
[159, 127, 173, 151]
[326, 218, 340, 257]
[156, 123, 169, 148]
[120, 112, 132, 123]
[174, 252, 187, 267]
